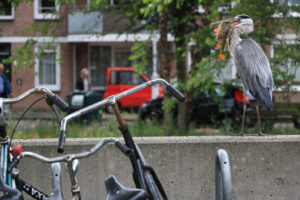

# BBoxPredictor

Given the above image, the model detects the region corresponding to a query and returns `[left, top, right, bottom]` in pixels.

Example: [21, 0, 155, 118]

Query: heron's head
[230, 14, 254, 35]
[210, 14, 254, 36]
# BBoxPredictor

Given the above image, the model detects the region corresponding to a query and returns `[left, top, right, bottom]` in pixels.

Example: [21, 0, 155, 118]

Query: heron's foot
[258, 131, 269, 136]
[239, 131, 245, 136]
[229, 131, 245, 136]
[258, 132, 264, 136]
[252, 131, 265, 136]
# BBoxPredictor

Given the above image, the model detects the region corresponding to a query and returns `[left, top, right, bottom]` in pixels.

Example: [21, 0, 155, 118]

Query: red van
[103, 67, 163, 109]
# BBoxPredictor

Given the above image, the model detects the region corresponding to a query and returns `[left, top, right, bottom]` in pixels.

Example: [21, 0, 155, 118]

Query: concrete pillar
[72, 44, 77, 90]
[151, 38, 159, 79]
[187, 41, 195, 73]
[151, 38, 160, 99]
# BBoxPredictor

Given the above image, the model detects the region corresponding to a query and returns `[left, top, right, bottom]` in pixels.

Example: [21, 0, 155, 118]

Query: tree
[2, 0, 300, 132]
[116, 0, 300, 130]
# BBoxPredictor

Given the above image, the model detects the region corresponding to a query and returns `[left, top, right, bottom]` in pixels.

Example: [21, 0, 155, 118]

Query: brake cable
[8, 97, 46, 149]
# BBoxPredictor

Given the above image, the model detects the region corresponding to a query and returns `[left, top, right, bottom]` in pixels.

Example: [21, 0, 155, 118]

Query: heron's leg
[256, 103, 263, 136]
[240, 86, 247, 136]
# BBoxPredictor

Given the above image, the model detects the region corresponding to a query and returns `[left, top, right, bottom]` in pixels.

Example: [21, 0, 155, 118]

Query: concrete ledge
[15, 134, 300, 145]
[13, 136, 300, 200]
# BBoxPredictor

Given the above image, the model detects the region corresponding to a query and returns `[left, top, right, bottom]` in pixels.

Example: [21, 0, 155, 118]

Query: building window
[90, 46, 111, 89]
[271, 0, 300, 17]
[0, 0, 14, 20]
[34, 0, 59, 20]
[115, 51, 132, 67]
[110, 70, 146, 85]
[272, 0, 300, 6]
[34, 44, 60, 91]
[271, 41, 300, 86]
[113, 45, 153, 77]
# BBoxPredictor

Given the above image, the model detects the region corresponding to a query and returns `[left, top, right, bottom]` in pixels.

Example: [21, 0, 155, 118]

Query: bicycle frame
[17, 137, 130, 200]
[109, 99, 167, 200]
[0, 87, 69, 199]
[0, 98, 12, 187]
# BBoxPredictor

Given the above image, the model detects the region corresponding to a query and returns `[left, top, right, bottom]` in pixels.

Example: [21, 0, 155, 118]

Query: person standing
[76, 68, 89, 91]
[0, 63, 12, 98]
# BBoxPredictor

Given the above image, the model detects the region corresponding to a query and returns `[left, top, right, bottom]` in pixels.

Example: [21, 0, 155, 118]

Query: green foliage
[129, 42, 151, 75]
[3, 39, 37, 72]
[185, 0, 300, 100]
[162, 97, 177, 111]
[3, 40, 59, 72]
[93, 0, 299, 130]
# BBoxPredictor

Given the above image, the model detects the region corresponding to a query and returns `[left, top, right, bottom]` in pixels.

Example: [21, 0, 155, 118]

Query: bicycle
[53, 78, 231, 200]
[5, 142, 232, 200]
[56, 79, 185, 199]
[2, 79, 232, 200]
[0, 88, 69, 200]
[0, 79, 183, 200]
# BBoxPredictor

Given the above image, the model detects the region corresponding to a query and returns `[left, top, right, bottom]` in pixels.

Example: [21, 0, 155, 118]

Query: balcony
[68, 7, 103, 35]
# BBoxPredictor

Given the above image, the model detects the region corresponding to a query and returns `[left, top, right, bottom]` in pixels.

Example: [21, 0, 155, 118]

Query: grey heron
[212, 14, 274, 136]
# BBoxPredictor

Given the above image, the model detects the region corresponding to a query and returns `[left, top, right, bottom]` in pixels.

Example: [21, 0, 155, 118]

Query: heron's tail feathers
[217, 53, 226, 61]
[255, 88, 273, 112]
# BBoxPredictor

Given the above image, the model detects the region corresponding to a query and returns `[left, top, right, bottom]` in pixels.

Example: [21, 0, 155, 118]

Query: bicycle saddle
[105, 175, 148, 200]
[0, 169, 24, 200]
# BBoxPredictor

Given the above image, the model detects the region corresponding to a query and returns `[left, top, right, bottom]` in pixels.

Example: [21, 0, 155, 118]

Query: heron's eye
[239, 14, 250, 19]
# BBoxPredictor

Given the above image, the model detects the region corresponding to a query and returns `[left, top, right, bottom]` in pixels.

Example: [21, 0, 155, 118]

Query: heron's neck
[228, 30, 241, 58]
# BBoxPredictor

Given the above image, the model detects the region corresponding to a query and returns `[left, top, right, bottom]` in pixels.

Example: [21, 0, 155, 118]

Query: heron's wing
[235, 39, 274, 111]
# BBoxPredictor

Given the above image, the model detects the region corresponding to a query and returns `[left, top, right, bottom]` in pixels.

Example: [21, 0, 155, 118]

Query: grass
[5, 112, 300, 140]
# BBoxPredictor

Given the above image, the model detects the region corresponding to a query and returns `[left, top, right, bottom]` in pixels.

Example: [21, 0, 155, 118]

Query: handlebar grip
[8, 157, 19, 172]
[115, 141, 132, 156]
[166, 85, 185, 102]
[57, 130, 66, 153]
[50, 95, 69, 112]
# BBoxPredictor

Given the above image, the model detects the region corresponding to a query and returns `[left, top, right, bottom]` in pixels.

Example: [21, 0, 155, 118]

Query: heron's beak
[209, 17, 235, 28]
[230, 21, 240, 28]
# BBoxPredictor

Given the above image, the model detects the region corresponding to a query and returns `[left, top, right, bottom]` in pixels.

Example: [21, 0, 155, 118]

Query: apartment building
[0, 0, 176, 110]
[0, 0, 299, 110]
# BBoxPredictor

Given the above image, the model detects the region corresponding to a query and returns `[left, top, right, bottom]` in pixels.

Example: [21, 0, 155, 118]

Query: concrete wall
[13, 136, 300, 200]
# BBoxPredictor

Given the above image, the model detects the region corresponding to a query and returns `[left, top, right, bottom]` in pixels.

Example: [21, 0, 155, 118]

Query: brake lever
[46, 97, 62, 124]
[50, 105, 62, 124]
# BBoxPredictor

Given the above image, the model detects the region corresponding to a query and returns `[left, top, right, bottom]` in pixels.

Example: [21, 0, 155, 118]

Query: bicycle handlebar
[57, 79, 185, 153]
[2, 88, 69, 112]
[2, 88, 52, 104]
[21, 138, 128, 163]
[48, 94, 69, 112]
[165, 84, 185, 102]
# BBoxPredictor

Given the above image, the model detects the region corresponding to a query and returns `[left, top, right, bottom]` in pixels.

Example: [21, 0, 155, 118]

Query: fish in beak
[214, 22, 230, 61]
[210, 17, 240, 61]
